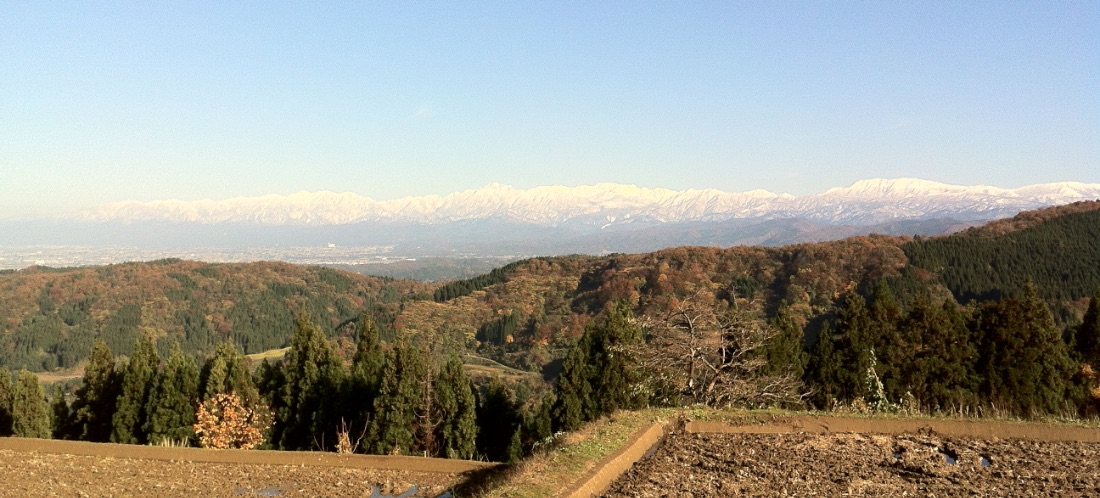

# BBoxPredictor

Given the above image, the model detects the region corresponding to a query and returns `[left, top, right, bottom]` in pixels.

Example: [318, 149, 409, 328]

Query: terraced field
[0, 437, 496, 497]
[603, 415, 1100, 497]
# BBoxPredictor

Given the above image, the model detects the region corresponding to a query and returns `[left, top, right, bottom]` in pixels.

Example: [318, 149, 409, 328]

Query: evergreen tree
[476, 377, 520, 462]
[433, 355, 478, 459]
[806, 294, 875, 408]
[761, 303, 806, 379]
[270, 312, 346, 451]
[588, 303, 645, 414]
[506, 428, 524, 463]
[413, 344, 437, 456]
[71, 339, 122, 442]
[111, 333, 160, 444]
[0, 366, 13, 436]
[552, 332, 594, 432]
[50, 384, 72, 440]
[1073, 291, 1100, 367]
[867, 280, 906, 401]
[805, 322, 841, 409]
[199, 340, 259, 407]
[898, 298, 977, 411]
[344, 315, 385, 440]
[523, 392, 555, 450]
[512, 392, 556, 460]
[368, 343, 426, 455]
[199, 353, 228, 399]
[830, 293, 876, 404]
[145, 342, 200, 444]
[974, 281, 1075, 416]
[11, 369, 51, 439]
[254, 358, 285, 445]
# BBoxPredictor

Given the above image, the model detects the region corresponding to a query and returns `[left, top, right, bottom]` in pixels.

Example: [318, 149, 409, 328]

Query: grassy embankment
[475, 408, 675, 498]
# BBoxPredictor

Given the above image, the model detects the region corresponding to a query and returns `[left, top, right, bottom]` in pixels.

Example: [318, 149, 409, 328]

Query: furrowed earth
[0, 438, 493, 497]
[4, 414, 1100, 497]
[602, 415, 1100, 497]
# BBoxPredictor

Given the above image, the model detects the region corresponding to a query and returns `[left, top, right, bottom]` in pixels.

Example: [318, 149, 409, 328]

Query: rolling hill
[0, 260, 430, 371]
[1, 200, 1099, 376]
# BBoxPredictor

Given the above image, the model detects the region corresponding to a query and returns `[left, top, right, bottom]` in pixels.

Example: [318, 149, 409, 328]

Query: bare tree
[639, 293, 807, 408]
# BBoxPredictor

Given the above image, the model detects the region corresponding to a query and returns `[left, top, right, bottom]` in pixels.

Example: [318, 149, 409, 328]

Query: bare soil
[0, 437, 497, 497]
[603, 415, 1100, 497]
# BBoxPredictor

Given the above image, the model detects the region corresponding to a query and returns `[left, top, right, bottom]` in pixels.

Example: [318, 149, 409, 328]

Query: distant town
[0, 245, 404, 271]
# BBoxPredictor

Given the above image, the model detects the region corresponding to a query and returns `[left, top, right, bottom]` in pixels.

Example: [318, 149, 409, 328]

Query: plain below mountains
[2, 178, 1097, 269]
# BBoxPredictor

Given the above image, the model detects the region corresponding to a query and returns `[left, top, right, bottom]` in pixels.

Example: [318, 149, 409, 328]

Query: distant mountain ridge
[75, 178, 1100, 226]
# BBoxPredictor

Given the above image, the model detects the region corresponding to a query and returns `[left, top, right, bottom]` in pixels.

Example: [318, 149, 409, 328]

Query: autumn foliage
[192, 393, 271, 450]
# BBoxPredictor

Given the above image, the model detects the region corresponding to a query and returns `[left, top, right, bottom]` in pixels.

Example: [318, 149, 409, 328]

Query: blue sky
[2, 1, 1097, 218]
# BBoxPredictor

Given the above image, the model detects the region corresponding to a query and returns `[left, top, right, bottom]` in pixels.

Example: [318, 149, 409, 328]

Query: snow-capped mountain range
[76, 178, 1100, 226]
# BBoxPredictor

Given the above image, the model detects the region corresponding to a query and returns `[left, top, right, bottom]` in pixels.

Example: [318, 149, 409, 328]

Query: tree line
[3, 281, 1100, 463]
[0, 312, 499, 459]
[805, 281, 1100, 417]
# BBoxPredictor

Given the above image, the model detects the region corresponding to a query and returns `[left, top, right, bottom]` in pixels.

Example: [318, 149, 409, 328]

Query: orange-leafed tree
[193, 392, 271, 450]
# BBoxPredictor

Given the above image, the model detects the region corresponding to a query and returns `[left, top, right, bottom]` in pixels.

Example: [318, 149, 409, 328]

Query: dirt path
[0, 437, 497, 497]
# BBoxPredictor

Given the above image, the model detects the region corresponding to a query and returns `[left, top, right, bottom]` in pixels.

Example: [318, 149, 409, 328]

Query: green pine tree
[200, 340, 259, 407]
[867, 280, 906, 401]
[975, 281, 1074, 416]
[522, 392, 556, 451]
[1073, 291, 1100, 367]
[0, 366, 13, 436]
[898, 298, 977, 412]
[11, 369, 51, 439]
[761, 302, 807, 379]
[199, 353, 228, 399]
[144, 342, 200, 445]
[552, 332, 594, 432]
[476, 377, 520, 462]
[434, 355, 478, 459]
[111, 333, 160, 444]
[805, 322, 841, 409]
[345, 315, 385, 440]
[368, 343, 425, 455]
[588, 303, 645, 415]
[271, 312, 346, 451]
[831, 292, 876, 404]
[506, 428, 524, 463]
[71, 339, 122, 442]
[50, 384, 72, 440]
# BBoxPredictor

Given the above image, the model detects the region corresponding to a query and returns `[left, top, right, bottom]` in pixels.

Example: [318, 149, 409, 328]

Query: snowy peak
[818, 178, 1001, 198]
[74, 178, 1100, 226]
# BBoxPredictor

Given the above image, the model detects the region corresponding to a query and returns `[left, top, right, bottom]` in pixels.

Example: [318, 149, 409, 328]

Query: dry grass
[32, 364, 85, 384]
[245, 347, 289, 364]
[462, 357, 539, 383]
[479, 408, 676, 498]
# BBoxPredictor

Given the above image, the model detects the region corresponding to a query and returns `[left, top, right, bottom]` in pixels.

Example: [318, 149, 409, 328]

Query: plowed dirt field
[603, 416, 1100, 497]
[0, 437, 494, 497]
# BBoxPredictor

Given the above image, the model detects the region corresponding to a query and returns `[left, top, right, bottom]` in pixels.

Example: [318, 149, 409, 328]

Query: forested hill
[395, 201, 1100, 372]
[3, 202, 1099, 459]
[0, 260, 430, 371]
[2, 201, 1099, 375]
[903, 201, 1100, 304]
